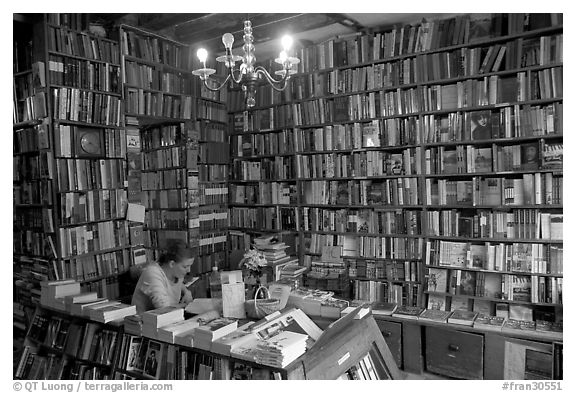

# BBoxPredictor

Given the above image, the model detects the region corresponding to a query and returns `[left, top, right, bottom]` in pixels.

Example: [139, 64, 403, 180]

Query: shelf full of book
[13, 15, 59, 321]
[119, 24, 200, 267]
[226, 13, 563, 331]
[13, 14, 136, 319]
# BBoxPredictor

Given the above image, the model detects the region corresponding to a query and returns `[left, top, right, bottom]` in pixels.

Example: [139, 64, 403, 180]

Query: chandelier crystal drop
[192, 20, 299, 108]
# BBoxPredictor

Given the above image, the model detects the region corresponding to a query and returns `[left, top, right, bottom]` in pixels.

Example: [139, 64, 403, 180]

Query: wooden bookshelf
[227, 13, 563, 343]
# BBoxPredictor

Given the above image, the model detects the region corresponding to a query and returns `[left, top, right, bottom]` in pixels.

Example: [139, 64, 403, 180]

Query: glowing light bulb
[222, 33, 234, 49]
[281, 35, 293, 51]
[197, 48, 208, 65]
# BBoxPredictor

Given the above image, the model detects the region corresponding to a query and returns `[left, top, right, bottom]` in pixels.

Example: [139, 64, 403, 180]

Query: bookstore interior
[13, 12, 563, 381]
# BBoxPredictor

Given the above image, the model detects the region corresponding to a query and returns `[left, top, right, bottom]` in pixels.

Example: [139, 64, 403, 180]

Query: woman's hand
[181, 288, 193, 304]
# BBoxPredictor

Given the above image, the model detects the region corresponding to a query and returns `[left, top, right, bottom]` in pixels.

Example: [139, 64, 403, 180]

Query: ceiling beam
[182, 13, 340, 54]
[136, 13, 211, 31]
[325, 13, 365, 32]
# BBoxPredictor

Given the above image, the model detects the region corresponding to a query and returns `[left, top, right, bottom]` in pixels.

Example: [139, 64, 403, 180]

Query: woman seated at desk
[132, 240, 195, 313]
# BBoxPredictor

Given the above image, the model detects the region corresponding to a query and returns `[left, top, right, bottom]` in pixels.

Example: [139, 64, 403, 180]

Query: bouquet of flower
[239, 248, 268, 277]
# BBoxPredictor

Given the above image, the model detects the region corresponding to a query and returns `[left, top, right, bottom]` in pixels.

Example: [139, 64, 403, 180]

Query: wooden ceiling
[91, 13, 370, 56]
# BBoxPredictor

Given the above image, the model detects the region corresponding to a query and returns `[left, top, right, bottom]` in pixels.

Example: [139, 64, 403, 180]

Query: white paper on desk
[126, 203, 145, 223]
[185, 298, 222, 314]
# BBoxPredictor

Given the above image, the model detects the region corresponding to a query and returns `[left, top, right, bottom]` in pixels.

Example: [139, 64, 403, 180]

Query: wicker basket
[244, 286, 282, 319]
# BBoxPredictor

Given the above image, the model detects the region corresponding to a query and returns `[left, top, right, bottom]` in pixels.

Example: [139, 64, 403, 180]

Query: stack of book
[39, 279, 81, 310]
[278, 263, 308, 281]
[253, 235, 299, 280]
[89, 303, 136, 323]
[157, 318, 201, 344]
[254, 330, 308, 368]
[193, 317, 239, 351]
[211, 321, 256, 356]
[320, 298, 350, 318]
[141, 306, 184, 339]
[65, 293, 109, 316]
[124, 314, 144, 336]
[287, 288, 334, 316]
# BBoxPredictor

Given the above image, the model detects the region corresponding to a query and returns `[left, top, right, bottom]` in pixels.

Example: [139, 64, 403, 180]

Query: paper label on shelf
[337, 351, 350, 366]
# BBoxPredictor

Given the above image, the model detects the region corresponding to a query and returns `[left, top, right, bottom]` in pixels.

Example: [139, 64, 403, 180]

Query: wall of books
[227, 13, 563, 324]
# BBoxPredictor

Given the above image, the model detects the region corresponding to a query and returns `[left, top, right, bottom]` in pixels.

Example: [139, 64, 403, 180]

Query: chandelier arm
[255, 66, 290, 91]
[229, 66, 244, 85]
[202, 74, 231, 91]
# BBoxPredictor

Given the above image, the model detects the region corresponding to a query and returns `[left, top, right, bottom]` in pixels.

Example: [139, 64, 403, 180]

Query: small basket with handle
[244, 286, 282, 319]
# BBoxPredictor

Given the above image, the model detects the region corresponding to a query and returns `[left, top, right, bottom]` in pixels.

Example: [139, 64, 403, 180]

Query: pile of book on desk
[252, 235, 302, 280]
[39, 279, 136, 323]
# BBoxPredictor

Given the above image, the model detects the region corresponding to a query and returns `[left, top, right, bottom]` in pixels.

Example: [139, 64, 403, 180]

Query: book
[369, 301, 397, 316]
[193, 317, 239, 350]
[473, 314, 505, 331]
[156, 318, 201, 344]
[418, 308, 451, 323]
[448, 309, 479, 326]
[211, 321, 257, 356]
[427, 294, 447, 311]
[392, 305, 423, 320]
[142, 340, 164, 379]
[427, 268, 448, 292]
[89, 303, 136, 323]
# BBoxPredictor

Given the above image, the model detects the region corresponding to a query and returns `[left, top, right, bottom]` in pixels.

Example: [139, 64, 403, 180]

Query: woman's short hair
[158, 240, 194, 265]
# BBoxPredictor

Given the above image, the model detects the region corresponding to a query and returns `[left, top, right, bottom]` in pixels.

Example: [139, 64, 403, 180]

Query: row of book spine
[59, 189, 128, 225]
[295, 14, 561, 73]
[124, 60, 195, 94]
[56, 249, 131, 282]
[14, 151, 53, 182]
[47, 25, 120, 64]
[228, 206, 299, 231]
[14, 179, 53, 205]
[426, 209, 563, 240]
[48, 54, 121, 93]
[124, 87, 193, 119]
[349, 259, 421, 282]
[426, 240, 563, 274]
[425, 174, 563, 207]
[423, 103, 562, 142]
[353, 279, 421, 306]
[55, 158, 127, 191]
[270, 73, 560, 128]
[58, 220, 129, 258]
[424, 141, 562, 174]
[252, 36, 561, 106]
[51, 87, 122, 126]
[141, 147, 186, 170]
[302, 208, 421, 235]
[121, 29, 191, 70]
[305, 233, 423, 259]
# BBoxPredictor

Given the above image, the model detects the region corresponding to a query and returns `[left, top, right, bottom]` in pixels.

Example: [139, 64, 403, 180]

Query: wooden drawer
[425, 326, 484, 379]
[375, 319, 402, 368]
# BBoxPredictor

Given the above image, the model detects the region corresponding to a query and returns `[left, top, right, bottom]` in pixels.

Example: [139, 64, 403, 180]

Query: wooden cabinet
[425, 326, 484, 379]
[375, 319, 402, 368]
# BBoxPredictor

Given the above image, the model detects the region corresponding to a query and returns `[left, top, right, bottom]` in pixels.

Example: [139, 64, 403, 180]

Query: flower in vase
[239, 248, 268, 278]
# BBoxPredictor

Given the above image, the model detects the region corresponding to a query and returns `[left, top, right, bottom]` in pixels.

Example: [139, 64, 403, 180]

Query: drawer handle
[381, 331, 391, 337]
[448, 344, 460, 352]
